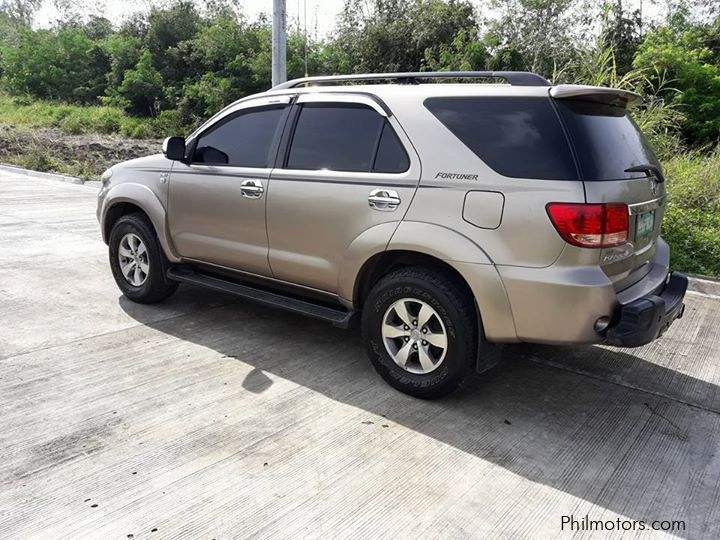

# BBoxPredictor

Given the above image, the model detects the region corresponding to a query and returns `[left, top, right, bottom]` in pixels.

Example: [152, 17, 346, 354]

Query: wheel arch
[101, 183, 180, 262]
[355, 250, 515, 374]
[351, 249, 519, 344]
[354, 250, 472, 309]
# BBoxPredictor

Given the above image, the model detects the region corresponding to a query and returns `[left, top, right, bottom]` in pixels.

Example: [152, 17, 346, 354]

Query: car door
[168, 95, 291, 276]
[266, 93, 421, 293]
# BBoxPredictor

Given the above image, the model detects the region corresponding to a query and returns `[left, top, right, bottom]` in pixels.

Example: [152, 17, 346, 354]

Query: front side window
[286, 103, 409, 173]
[424, 96, 577, 180]
[193, 106, 285, 167]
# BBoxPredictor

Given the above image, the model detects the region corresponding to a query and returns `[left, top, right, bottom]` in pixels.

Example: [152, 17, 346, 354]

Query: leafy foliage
[1, 27, 109, 102]
[634, 20, 720, 146]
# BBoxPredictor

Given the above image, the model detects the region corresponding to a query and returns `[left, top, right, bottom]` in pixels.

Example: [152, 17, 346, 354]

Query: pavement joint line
[525, 354, 720, 416]
[0, 301, 235, 363]
[0, 211, 103, 242]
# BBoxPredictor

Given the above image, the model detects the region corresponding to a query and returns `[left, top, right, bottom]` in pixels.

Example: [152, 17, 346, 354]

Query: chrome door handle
[368, 189, 401, 211]
[240, 179, 264, 199]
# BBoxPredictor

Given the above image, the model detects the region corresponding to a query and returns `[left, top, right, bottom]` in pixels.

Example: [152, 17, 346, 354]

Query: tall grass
[663, 151, 720, 276]
[0, 94, 183, 139]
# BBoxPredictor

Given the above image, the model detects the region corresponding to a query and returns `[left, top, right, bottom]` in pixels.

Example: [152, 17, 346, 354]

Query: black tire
[361, 266, 478, 399]
[108, 213, 178, 304]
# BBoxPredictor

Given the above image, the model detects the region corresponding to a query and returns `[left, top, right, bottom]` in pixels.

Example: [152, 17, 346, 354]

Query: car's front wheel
[108, 213, 178, 304]
[361, 267, 478, 399]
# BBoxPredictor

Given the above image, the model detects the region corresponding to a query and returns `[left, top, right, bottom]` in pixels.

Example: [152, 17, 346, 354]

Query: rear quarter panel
[384, 91, 586, 268]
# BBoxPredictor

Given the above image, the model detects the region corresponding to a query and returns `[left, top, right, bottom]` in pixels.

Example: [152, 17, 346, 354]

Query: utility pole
[272, 0, 287, 87]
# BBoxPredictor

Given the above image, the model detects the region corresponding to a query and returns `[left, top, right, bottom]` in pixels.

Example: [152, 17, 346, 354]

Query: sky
[34, 0, 349, 38]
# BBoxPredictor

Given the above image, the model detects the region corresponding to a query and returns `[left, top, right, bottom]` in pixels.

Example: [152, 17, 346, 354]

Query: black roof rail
[272, 71, 551, 90]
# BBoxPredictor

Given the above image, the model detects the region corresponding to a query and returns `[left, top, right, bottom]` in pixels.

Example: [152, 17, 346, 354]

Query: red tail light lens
[546, 203, 629, 248]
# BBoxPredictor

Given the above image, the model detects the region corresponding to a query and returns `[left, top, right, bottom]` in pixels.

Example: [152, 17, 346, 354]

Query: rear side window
[424, 97, 577, 180]
[555, 100, 660, 181]
[194, 106, 285, 167]
[287, 103, 409, 173]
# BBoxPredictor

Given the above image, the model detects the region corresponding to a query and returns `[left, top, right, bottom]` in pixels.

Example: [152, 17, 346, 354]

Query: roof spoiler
[273, 71, 551, 90]
[550, 85, 641, 107]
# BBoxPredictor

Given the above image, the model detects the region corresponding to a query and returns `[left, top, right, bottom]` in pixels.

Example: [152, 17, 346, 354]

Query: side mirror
[162, 136, 186, 161]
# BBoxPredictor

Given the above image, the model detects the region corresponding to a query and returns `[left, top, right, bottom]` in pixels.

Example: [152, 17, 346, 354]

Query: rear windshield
[555, 100, 660, 181]
[424, 96, 577, 180]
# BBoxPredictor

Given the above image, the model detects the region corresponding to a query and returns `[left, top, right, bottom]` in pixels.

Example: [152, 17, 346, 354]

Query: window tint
[194, 106, 285, 167]
[556, 100, 660, 181]
[373, 123, 410, 173]
[424, 97, 577, 180]
[288, 103, 407, 173]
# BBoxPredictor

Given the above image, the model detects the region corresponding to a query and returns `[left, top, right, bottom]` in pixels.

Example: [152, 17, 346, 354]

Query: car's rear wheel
[361, 267, 478, 399]
[108, 213, 178, 304]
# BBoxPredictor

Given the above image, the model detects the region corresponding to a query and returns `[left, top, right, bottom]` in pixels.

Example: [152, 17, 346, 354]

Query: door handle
[368, 189, 401, 211]
[240, 179, 264, 199]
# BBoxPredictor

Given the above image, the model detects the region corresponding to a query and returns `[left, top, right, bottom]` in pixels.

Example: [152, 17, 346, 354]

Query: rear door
[553, 92, 665, 289]
[266, 94, 420, 293]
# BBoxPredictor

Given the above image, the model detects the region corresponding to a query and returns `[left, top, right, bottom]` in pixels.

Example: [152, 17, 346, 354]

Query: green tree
[145, 0, 203, 85]
[483, 0, 599, 77]
[333, 0, 478, 73]
[111, 49, 164, 116]
[0, 0, 41, 25]
[599, 1, 643, 75]
[0, 27, 109, 102]
[634, 22, 720, 145]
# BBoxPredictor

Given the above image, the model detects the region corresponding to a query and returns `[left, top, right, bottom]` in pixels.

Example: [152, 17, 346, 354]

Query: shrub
[18, 147, 64, 173]
[111, 50, 164, 116]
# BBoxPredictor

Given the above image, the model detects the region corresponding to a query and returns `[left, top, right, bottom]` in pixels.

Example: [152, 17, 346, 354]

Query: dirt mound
[0, 125, 161, 179]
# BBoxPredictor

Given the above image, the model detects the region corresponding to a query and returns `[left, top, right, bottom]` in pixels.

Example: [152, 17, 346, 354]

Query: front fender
[100, 183, 180, 262]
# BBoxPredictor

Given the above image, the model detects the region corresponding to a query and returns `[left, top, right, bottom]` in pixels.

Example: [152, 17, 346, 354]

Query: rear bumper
[496, 238, 682, 345]
[605, 272, 687, 347]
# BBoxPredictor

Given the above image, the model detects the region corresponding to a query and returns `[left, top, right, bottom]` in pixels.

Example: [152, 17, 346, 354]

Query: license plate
[636, 211, 655, 241]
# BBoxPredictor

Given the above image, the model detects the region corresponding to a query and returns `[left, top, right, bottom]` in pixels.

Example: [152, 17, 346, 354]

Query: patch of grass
[0, 93, 184, 138]
[663, 151, 720, 277]
[5, 149, 103, 180]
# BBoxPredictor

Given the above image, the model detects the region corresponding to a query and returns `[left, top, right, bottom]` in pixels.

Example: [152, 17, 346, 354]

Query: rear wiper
[624, 164, 665, 183]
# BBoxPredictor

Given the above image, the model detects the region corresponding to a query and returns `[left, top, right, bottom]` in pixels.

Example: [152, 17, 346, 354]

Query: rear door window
[193, 105, 285, 167]
[373, 122, 410, 173]
[286, 103, 409, 173]
[555, 100, 660, 181]
[424, 96, 577, 180]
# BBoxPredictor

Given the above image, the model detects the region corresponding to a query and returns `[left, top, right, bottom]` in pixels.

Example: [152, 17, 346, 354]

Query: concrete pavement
[1, 171, 719, 539]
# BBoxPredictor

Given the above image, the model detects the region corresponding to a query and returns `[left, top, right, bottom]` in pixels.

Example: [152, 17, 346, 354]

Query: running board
[167, 267, 355, 328]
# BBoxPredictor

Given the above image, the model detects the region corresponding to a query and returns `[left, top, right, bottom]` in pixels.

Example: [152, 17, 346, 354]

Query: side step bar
[167, 267, 355, 328]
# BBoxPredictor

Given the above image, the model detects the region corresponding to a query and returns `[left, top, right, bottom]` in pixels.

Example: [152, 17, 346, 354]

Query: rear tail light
[546, 203, 629, 248]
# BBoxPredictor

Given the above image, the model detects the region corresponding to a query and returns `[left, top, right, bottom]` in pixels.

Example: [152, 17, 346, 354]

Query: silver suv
[97, 71, 687, 398]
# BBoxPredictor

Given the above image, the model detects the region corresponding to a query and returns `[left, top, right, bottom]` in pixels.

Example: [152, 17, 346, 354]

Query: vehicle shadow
[119, 285, 719, 538]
